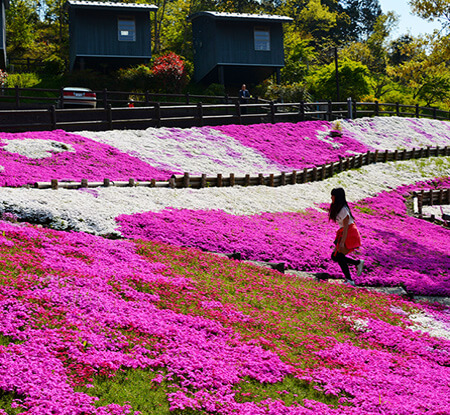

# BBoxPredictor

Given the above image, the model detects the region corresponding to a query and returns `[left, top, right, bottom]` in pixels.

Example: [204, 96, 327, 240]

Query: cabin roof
[66, 0, 158, 11]
[188, 11, 292, 23]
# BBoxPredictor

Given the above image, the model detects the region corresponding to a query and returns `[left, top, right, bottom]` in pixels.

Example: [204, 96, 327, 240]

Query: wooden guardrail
[413, 188, 450, 212]
[412, 188, 450, 226]
[31, 145, 449, 190]
[1, 91, 450, 132]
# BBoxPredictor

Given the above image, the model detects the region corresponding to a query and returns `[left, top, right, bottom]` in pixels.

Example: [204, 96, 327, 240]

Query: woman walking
[329, 187, 364, 285]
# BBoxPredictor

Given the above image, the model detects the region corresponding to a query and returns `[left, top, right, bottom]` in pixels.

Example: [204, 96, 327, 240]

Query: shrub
[115, 64, 153, 92]
[151, 52, 189, 93]
[5, 72, 40, 88]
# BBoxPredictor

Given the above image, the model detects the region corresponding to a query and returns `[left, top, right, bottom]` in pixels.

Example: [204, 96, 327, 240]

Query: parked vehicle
[60, 87, 97, 108]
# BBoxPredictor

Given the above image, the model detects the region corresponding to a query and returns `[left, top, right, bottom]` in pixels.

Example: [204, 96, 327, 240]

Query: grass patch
[79, 368, 171, 415]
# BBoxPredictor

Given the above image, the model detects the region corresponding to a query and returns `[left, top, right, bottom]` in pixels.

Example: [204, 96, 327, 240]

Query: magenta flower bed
[117, 178, 450, 296]
[0, 130, 175, 186]
[212, 122, 372, 170]
[1, 219, 450, 414]
[0, 222, 291, 414]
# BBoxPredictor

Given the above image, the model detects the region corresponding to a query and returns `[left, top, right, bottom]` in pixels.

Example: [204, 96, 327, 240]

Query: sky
[377, 0, 442, 37]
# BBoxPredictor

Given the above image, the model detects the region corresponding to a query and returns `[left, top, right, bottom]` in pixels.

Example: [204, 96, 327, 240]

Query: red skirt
[334, 224, 361, 253]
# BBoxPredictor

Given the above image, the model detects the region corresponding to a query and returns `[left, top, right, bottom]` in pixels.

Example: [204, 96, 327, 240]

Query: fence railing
[0, 97, 450, 132]
[413, 188, 450, 225]
[31, 145, 449, 190]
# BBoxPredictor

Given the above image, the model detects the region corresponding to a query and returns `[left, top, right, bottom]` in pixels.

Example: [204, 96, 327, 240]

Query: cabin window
[254, 27, 270, 51]
[118, 17, 136, 41]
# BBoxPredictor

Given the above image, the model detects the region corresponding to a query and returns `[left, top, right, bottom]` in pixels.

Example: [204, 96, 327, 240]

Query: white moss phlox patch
[2, 139, 75, 159]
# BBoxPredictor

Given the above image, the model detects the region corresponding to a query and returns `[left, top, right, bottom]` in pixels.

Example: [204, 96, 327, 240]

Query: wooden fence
[1, 100, 450, 133]
[1, 88, 450, 132]
[32, 145, 449, 190]
[413, 188, 450, 213]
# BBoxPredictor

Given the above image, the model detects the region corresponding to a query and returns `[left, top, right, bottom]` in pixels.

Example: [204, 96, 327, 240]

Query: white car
[61, 87, 97, 108]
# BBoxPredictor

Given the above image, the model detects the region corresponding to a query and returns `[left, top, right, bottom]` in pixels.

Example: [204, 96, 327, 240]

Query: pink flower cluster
[0, 130, 174, 186]
[117, 178, 450, 296]
[212, 122, 372, 169]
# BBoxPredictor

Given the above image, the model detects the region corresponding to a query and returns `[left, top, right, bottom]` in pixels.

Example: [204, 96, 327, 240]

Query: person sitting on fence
[329, 187, 364, 285]
[239, 84, 250, 113]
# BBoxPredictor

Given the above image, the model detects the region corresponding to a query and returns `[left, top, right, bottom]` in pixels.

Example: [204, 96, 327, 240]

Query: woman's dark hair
[329, 187, 354, 222]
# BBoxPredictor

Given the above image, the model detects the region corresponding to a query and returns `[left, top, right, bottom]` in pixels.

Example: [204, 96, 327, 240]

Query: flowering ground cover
[79, 117, 450, 176]
[0, 130, 175, 187]
[340, 116, 450, 149]
[0, 219, 449, 414]
[117, 177, 450, 296]
[0, 156, 447, 235]
[211, 122, 371, 169]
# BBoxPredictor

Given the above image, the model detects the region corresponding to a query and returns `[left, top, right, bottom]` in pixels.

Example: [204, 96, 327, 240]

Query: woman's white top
[336, 206, 354, 228]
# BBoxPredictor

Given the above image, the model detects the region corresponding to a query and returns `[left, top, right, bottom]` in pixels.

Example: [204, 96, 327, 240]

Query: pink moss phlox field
[117, 178, 450, 296]
[1, 221, 450, 414]
[0, 130, 174, 186]
[0, 222, 293, 414]
[212, 122, 373, 169]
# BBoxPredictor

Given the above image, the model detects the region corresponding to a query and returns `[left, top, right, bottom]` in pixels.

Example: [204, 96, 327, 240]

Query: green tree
[6, 0, 39, 57]
[409, 0, 450, 30]
[307, 58, 372, 100]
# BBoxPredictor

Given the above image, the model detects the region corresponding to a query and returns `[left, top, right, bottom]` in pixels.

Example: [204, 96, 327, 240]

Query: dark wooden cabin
[188, 11, 292, 85]
[0, 0, 9, 70]
[67, 0, 157, 71]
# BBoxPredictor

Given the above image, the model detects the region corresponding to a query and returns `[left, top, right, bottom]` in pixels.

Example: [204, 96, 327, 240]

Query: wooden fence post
[106, 104, 113, 129]
[155, 102, 161, 128]
[235, 102, 242, 125]
[396, 102, 400, 116]
[347, 98, 353, 119]
[270, 101, 276, 124]
[103, 178, 110, 187]
[374, 150, 379, 162]
[81, 179, 88, 188]
[291, 170, 297, 185]
[411, 148, 415, 159]
[197, 102, 203, 127]
[281, 172, 286, 185]
[330, 162, 334, 177]
[217, 173, 223, 187]
[229, 173, 235, 187]
[185, 92, 190, 105]
[384, 150, 389, 162]
[244, 174, 250, 186]
[183, 172, 190, 188]
[327, 101, 332, 120]
[299, 101, 305, 121]
[321, 164, 326, 180]
[374, 101, 379, 116]
[433, 107, 437, 119]
[150, 179, 156, 187]
[258, 173, 264, 185]
[415, 104, 419, 118]
[145, 91, 150, 106]
[200, 174, 207, 188]
[302, 167, 308, 183]
[51, 179, 58, 190]
[49, 105, 57, 130]
[312, 167, 318, 181]
[129, 178, 135, 187]
[15, 85, 20, 109]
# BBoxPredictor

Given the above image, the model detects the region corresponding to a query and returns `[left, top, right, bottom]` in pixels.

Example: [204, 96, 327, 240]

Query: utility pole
[334, 47, 340, 102]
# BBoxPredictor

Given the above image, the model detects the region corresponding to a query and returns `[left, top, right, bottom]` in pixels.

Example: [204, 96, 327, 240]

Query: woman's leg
[331, 252, 359, 280]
